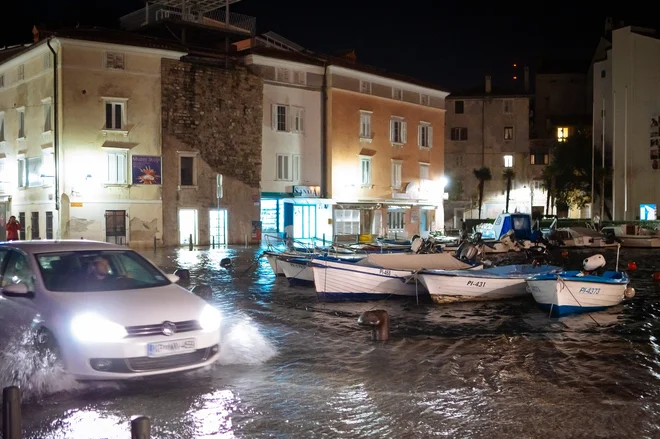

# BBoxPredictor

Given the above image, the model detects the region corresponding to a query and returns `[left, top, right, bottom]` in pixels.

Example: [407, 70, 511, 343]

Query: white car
[0, 240, 221, 380]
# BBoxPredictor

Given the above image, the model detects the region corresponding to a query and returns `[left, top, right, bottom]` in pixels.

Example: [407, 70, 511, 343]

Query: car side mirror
[2, 282, 33, 298]
[166, 273, 180, 283]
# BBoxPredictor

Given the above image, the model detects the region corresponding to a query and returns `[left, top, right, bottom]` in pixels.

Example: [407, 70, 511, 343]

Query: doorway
[105, 210, 127, 245]
[209, 209, 227, 246]
[293, 205, 316, 239]
[453, 208, 466, 229]
[179, 209, 198, 245]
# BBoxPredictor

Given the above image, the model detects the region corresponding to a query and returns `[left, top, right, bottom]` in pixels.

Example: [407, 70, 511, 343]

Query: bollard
[212, 235, 215, 249]
[174, 268, 190, 281]
[153, 236, 157, 253]
[131, 416, 151, 439]
[220, 257, 232, 268]
[189, 234, 193, 251]
[323, 233, 326, 246]
[3, 386, 22, 439]
[191, 284, 212, 297]
[357, 310, 390, 341]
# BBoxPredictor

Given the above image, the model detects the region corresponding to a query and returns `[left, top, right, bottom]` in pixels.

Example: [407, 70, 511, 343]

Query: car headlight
[199, 305, 221, 332]
[70, 313, 127, 343]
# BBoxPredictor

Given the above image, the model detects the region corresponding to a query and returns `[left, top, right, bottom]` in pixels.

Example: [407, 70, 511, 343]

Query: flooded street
[2, 246, 660, 438]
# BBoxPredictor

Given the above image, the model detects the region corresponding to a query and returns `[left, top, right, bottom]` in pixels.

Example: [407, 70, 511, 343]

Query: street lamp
[439, 176, 449, 190]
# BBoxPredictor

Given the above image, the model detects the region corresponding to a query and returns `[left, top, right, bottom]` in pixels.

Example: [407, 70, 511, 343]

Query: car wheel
[34, 328, 63, 369]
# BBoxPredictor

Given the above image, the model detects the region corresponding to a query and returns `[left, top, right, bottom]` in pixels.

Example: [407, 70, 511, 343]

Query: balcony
[120, 2, 256, 36]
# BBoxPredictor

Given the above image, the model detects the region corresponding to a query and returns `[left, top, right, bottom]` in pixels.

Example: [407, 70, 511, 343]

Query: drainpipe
[47, 39, 60, 229]
[321, 62, 328, 199]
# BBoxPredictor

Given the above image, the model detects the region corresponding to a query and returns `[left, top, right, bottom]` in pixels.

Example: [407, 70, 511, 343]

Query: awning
[335, 203, 379, 210]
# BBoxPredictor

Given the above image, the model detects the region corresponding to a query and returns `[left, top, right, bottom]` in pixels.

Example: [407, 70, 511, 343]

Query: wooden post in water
[189, 234, 193, 251]
[3, 386, 22, 439]
[131, 416, 151, 439]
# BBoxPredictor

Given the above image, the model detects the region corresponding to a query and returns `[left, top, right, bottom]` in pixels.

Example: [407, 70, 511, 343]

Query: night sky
[0, 2, 652, 90]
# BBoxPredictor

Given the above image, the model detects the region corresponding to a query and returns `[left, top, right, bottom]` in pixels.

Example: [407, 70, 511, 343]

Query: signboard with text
[132, 155, 162, 185]
[293, 185, 321, 198]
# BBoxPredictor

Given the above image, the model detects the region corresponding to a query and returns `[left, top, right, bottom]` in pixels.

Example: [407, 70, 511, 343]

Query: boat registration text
[467, 280, 486, 288]
[578, 287, 601, 295]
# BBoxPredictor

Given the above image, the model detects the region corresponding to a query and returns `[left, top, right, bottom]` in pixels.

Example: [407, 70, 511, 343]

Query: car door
[0, 249, 40, 342]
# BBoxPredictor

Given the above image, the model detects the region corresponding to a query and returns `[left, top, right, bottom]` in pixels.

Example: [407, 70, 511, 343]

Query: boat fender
[624, 287, 636, 298]
[583, 255, 606, 272]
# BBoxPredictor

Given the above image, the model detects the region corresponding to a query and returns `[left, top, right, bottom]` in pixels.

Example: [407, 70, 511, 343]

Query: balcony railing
[120, 5, 256, 36]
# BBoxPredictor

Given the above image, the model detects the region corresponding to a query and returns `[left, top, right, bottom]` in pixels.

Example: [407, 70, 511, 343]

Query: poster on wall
[650, 115, 660, 170]
[132, 155, 162, 184]
[251, 221, 262, 240]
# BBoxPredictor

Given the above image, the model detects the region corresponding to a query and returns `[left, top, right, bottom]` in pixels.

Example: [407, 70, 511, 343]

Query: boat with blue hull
[279, 254, 364, 287]
[525, 254, 635, 317]
[418, 264, 561, 304]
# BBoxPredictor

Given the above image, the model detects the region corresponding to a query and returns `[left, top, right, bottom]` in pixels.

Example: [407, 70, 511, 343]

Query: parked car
[0, 240, 221, 380]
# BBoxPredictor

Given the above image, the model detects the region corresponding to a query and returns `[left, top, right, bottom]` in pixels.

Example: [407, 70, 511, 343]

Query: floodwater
[2, 245, 660, 438]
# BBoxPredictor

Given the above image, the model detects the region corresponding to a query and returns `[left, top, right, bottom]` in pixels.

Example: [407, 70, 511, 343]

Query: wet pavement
[1, 245, 660, 438]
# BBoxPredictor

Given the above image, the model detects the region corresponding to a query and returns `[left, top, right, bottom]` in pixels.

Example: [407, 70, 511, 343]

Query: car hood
[49, 284, 211, 327]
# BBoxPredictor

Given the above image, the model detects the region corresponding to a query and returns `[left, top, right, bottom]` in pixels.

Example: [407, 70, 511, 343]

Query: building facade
[0, 31, 186, 245]
[326, 64, 448, 240]
[242, 48, 330, 244]
[444, 76, 544, 225]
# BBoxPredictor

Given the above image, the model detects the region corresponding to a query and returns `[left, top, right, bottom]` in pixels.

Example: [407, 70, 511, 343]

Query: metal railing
[120, 5, 256, 35]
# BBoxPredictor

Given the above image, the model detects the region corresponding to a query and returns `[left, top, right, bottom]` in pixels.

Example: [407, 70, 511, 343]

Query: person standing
[5, 216, 21, 241]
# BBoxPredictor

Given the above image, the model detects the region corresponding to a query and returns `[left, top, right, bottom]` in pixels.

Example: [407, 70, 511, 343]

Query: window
[392, 87, 403, 100]
[31, 212, 39, 239]
[450, 127, 468, 141]
[388, 211, 405, 231]
[46, 211, 53, 239]
[17, 158, 25, 187]
[293, 71, 306, 85]
[0, 112, 4, 141]
[41, 153, 55, 185]
[43, 53, 51, 70]
[292, 107, 304, 133]
[533, 180, 545, 192]
[293, 154, 301, 181]
[504, 99, 513, 113]
[530, 153, 549, 165]
[107, 150, 127, 184]
[420, 163, 430, 180]
[18, 213, 25, 240]
[17, 65, 24, 81]
[360, 111, 372, 139]
[601, 70, 606, 78]
[360, 157, 371, 186]
[272, 104, 288, 132]
[418, 123, 432, 148]
[504, 154, 513, 168]
[1, 251, 34, 291]
[334, 209, 360, 235]
[557, 127, 569, 142]
[390, 117, 407, 145]
[359, 80, 371, 94]
[276, 154, 290, 180]
[504, 126, 514, 140]
[179, 155, 195, 186]
[17, 108, 25, 138]
[0, 74, 4, 88]
[276, 68, 290, 83]
[105, 101, 124, 130]
[420, 94, 430, 106]
[17, 156, 43, 188]
[391, 161, 402, 189]
[455, 155, 464, 167]
[454, 100, 464, 114]
[43, 99, 52, 132]
[105, 52, 125, 70]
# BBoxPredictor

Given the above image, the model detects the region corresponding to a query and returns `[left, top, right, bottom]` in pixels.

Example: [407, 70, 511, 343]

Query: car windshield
[35, 250, 171, 292]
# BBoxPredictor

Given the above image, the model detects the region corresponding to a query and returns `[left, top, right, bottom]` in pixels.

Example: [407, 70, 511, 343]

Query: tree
[473, 167, 492, 219]
[502, 168, 515, 213]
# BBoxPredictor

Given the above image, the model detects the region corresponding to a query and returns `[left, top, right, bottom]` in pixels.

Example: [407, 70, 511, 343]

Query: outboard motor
[411, 237, 424, 253]
[583, 254, 606, 274]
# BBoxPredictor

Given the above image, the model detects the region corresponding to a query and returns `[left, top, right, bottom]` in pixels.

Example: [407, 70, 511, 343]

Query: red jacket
[5, 222, 20, 241]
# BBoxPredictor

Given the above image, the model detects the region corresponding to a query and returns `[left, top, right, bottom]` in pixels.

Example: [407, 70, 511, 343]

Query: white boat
[312, 253, 480, 300]
[526, 254, 634, 317]
[264, 249, 313, 276]
[418, 264, 561, 304]
[546, 227, 618, 249]
[601, 224, 660, 248]
[278, 254, 365, 287]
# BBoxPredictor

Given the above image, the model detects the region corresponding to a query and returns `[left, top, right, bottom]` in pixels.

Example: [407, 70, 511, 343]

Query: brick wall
[161, 58, 264, 246]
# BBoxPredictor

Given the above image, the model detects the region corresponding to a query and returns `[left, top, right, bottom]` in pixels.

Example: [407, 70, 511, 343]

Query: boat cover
[355, 253, 473, 270]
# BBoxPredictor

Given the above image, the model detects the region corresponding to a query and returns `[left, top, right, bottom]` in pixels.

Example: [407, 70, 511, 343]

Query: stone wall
[161, 58, 263, 246]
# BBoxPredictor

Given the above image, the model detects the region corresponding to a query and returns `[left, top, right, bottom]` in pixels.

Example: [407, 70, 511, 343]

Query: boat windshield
[36, 250, 170, 292]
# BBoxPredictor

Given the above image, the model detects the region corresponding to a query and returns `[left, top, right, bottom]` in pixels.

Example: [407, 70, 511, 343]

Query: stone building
[444, 75, 543, 226]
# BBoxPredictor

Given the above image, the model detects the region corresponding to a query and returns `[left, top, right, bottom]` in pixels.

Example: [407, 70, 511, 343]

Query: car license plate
[147, 338, 196, 357]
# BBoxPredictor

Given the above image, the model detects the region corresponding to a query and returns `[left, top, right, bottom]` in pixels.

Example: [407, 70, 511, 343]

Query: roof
[447, 84, 531, 99]
[0, 45, 29, 63]
[537, 59, 590, 75]
[52, 26, 188, 52]
[1, 240, 127, 253]
[243, 46, 326, 67]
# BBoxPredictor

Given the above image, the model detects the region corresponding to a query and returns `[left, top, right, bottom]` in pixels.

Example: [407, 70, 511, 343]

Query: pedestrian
[5, 216, 20, 241]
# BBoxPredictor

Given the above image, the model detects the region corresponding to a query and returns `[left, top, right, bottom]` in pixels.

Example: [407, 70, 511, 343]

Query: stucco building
[444, 76, 541, 225]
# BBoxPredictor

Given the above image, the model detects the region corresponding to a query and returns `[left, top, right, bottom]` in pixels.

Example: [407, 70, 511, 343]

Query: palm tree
[473, 167, 492, 219]
[502, 169, 516, 213]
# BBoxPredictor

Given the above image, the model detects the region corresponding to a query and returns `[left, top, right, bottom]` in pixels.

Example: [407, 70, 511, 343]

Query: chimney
[485, 75, 492, 94]
[524, 66, 530, 93]
[32, 25, 40, 44]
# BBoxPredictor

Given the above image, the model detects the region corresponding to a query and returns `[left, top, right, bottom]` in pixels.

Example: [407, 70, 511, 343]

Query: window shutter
[271, 104, 278, 130]
[299, 109, 304, 133]
[402, 121, 407, 143]
[417, 125, 422, 147]
[108, 153, 116, 183]
[389, 120, 394, 142]
[428, 126, 433, 147]
[118, 153, 126, 183]
[283, 155, 289, 180]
